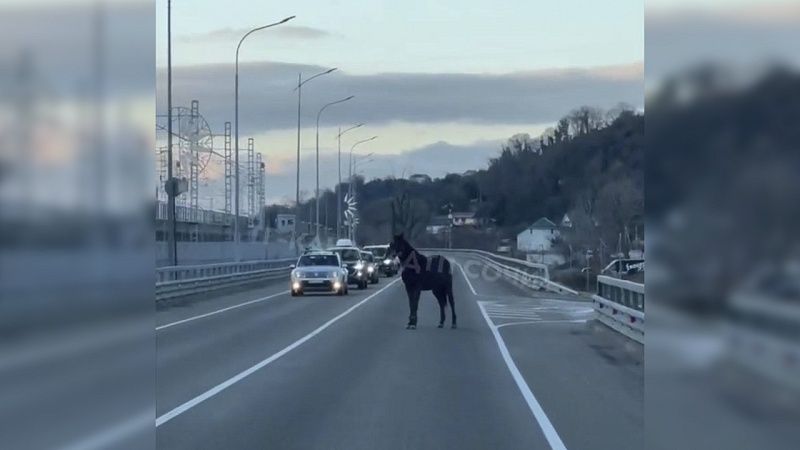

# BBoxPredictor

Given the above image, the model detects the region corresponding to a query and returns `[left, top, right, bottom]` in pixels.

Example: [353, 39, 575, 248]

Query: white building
[275, 214, 296, 234]
[560, 213, 572, 228]
[516, 217, 560, 253]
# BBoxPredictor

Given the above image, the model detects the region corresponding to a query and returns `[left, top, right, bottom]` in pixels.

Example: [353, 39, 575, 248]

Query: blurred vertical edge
[646, 2, 800, 449]
[0, 0, 155, 449]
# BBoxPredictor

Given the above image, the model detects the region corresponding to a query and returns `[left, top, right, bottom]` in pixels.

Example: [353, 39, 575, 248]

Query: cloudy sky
[156, 0, 646, 205]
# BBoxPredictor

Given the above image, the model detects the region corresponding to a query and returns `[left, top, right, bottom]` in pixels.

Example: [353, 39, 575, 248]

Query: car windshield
[297, 254, 339, 267]
[362, 253, 374, 262]
[367, 247, 387, 258]
[332, 249, 360, 261]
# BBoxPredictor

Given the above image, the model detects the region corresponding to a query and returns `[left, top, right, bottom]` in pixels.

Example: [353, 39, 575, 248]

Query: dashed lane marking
[156, 290, 289, 331]
[156, 278, 401, 427]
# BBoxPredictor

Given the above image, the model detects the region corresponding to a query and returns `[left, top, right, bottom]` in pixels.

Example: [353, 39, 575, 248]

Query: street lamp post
[348, 136, 377, 185]
[234, 16, 295, 261]
[315, 95, 354, 240]
[293, 68, 336, 247]
[336, 123, 363, 238]
[350, 152, 375, 179]
[347, 137, 377, 240]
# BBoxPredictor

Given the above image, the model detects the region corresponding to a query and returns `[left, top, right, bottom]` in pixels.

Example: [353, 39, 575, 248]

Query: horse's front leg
[406, 287, 421, 329]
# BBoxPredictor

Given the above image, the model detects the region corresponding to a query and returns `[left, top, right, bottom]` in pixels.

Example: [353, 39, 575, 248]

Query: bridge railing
[592, 275, 645, 344]
[156, 258, 295, 301]
[423, 248, 548, 278]
[425, 248, 576, 295]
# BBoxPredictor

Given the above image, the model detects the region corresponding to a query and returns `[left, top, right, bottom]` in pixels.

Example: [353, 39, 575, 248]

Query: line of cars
[289, 239, 399, 296]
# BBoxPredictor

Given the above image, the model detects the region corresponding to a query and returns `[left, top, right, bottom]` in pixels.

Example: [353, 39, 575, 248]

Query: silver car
[290, 252, 348, 296]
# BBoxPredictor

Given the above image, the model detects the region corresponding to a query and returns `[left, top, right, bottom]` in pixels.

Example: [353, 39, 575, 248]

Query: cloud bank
[157, 61, 644, 136]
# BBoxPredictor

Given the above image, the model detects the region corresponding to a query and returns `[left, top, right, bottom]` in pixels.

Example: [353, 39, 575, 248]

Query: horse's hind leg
[433, 288, 447, 328]
[447, 279, 457, 329]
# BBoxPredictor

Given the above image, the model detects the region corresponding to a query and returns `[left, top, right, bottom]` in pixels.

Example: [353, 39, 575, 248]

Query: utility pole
[295, 73, 301, 242]
[166, 0, 177, 266]
[337, 126, 341, 239]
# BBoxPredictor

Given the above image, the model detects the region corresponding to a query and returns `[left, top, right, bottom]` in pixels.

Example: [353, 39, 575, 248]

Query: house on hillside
[560, 213, 572, 228]
[516, 217, 564, 265]
[451, 211, 481, 227]
[426, 211, 486, 234]
[409, 173, 432, 184]
[425, 215, 451, 234]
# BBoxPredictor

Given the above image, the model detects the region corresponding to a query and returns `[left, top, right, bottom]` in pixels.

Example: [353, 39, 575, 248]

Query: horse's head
[388, 233, 411, 259]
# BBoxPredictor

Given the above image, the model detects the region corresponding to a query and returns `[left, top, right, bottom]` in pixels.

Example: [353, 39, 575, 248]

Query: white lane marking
[496, 319, 587, 330]
[156, 290, 289, 331]
[489, 315, 543, 320]
[476, 301, 569, 450]
[454, 262, 478, 296]
[156, 278, 401, 427]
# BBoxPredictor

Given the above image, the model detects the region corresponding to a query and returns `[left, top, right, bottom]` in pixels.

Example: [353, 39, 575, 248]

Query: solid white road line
[496, 319, 587, 329]
[476, 301, 569, 450]
[455, 262, 568, 450]
[156, 290, 289, 331]
[156, 278, 401, 427]
[454, 262, 478, 296]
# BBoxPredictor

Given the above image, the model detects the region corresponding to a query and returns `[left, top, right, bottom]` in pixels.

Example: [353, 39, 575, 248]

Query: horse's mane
[396, 235, 427, 267]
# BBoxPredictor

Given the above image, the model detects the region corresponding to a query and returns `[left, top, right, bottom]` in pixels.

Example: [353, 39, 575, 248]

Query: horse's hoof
[407, 324, 416, 330]
[438, 323, 444, 328]
[451, 324, 457, 329]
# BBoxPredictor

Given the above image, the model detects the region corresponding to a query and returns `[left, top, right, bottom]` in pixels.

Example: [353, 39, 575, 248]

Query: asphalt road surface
[156, 253, 643, 449]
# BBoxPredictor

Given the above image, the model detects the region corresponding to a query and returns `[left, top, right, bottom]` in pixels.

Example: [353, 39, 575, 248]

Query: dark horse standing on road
[389, 234, 456, 329]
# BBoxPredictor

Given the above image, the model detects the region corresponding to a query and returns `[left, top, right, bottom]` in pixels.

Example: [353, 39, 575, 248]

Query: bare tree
[391, 191, 428, 239]
[554, 118, 570, 143]
[596, 178, 643, 257]
[502, 133, 537, 154]
[567, 106, 606, 136]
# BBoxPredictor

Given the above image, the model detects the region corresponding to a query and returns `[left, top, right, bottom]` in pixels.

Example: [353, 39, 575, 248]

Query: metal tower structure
[173, 108, 186, 207]
[157, 145, 168, 202]
[224, 121, 232, 214]
[256, 153, 265, 213]
[155, 101, 214, 211]
[188, 100, 200, 212]
[247, 137, 255, 219]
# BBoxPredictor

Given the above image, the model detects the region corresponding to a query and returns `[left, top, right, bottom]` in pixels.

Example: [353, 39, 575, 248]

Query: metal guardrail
[425, 248, 575, 295]
[423, 248, 549, 279]
[593, 275, 645, 344]
[480, 256, 578, 295]
[156, 258, 295, 301]
[156, 258, 295, 283]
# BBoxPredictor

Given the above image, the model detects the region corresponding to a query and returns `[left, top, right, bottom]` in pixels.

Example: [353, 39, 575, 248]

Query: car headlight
[357, 271, 363, 277]
[383, 258, 391, 265]
[367, 266, 374, 273]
